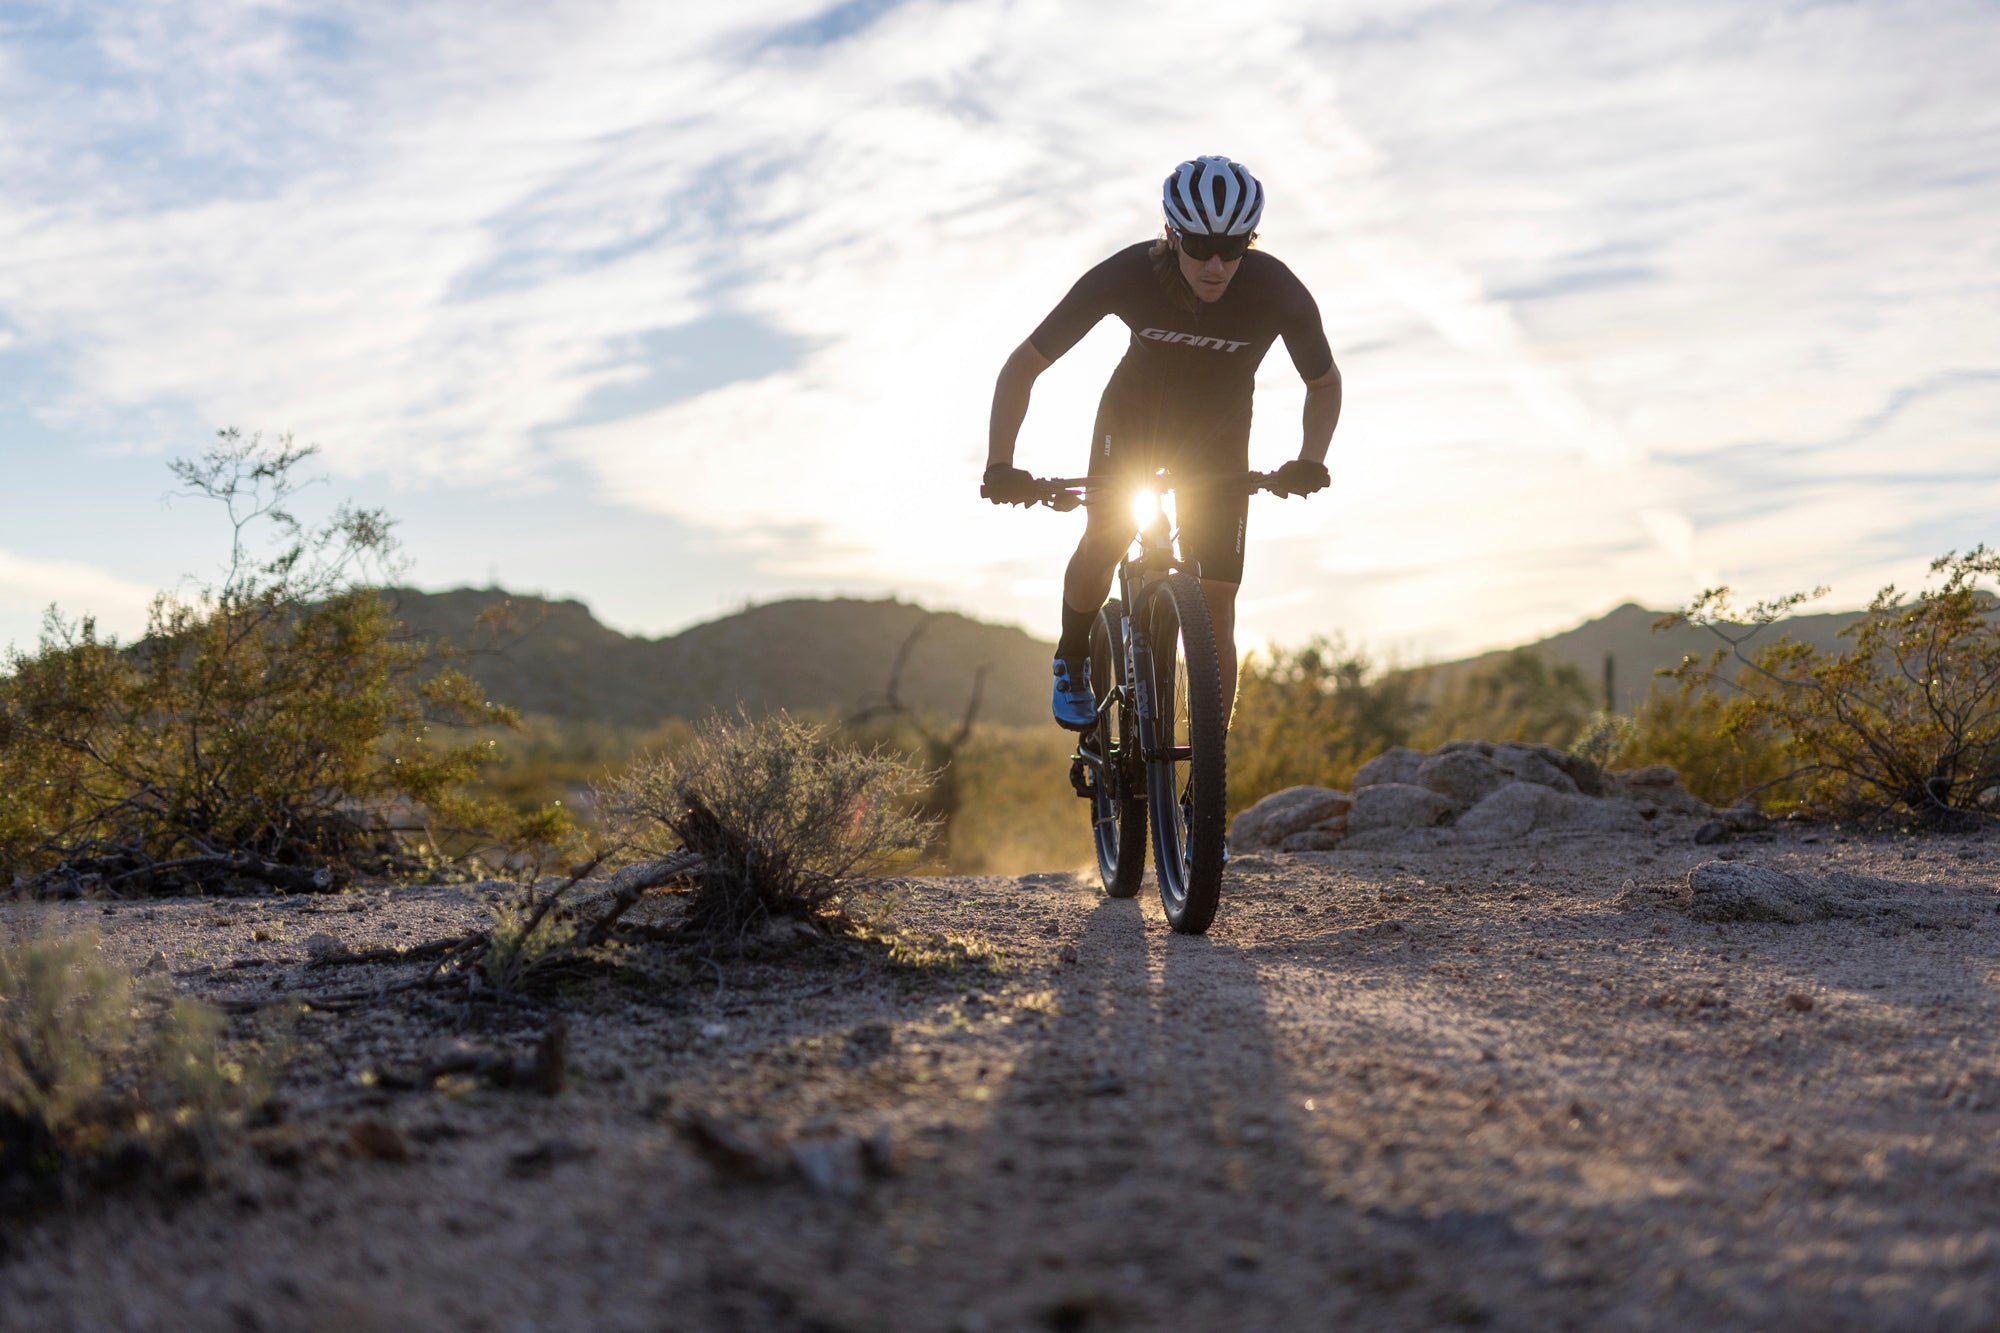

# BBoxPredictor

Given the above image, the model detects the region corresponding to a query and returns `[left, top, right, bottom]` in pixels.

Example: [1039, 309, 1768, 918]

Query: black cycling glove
[1271, 458, 1330, 497]
[982, 463, 1040, 505]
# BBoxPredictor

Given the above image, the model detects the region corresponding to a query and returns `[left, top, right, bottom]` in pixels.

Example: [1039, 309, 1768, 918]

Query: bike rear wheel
[1143, 573, 1228, 934]
[1087, 599, 1147, 898]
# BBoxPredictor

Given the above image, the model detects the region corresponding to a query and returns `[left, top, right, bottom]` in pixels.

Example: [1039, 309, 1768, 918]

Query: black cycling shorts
[1083, 388, 1251, 585]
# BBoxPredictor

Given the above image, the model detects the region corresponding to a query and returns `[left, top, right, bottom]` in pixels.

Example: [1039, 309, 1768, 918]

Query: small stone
[1783, 992, 1816, 1013]
[303, 932, 345, 959]
[1057, 944, 1079, 965]
[1693, 820, 1729, 845]
[507, 1138, 594, 1177]
[141, 951, 169, 974]
[347, 1118, 409, 1163]
[790, 1136, 866, 1199]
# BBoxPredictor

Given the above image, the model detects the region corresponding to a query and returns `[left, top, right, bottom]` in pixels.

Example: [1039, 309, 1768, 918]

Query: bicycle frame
[1060, 474, 1270, 784]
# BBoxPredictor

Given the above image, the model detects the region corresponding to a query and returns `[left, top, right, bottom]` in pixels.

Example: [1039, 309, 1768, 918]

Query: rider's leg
[1051, 519, 1135, 729]
[1201, 578, 1241, 728]
[1059, 515, 1134, 649]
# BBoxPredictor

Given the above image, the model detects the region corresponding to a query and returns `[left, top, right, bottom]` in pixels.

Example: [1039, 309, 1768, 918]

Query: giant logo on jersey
[1138, 327, 1249, 352]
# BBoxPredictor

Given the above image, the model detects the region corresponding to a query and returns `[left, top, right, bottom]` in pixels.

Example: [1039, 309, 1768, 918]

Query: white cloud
[0, 0, 1996, 657]
[0, 548, 156, 649]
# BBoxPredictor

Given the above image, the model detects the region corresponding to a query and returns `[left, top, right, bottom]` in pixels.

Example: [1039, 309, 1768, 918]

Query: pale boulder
[1228, 786, 1352, 850]
[1352, 747, 1424, 789]
[1347, 782, 1459, 834]
[1456, 783, 1646, 843]
[1611, 765, 1714, 816]
[1490, 742, 1583, 795]
[1416, 750, 1509, 806]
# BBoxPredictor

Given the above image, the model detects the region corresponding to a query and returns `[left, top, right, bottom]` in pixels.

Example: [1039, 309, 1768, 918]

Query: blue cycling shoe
[1051, 655, 1095, 731]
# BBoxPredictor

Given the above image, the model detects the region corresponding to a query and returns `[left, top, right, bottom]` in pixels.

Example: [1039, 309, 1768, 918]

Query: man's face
[1176, 240, 1242, 303]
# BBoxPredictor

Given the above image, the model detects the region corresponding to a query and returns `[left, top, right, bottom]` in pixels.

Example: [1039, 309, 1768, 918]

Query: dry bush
[1669, 548, 2000, 824]
[1412, 649, 1598, 751]
[0, 432, 574, 894]
[1, 928, 256, 1209]
[604, 712, 936, 942]
[1227, 638, 1421, 815]
[1605, 681, 1799, 808]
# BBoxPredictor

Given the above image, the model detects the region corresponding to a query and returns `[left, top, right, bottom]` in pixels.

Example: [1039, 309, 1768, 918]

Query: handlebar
[981, 470, 1296, 512]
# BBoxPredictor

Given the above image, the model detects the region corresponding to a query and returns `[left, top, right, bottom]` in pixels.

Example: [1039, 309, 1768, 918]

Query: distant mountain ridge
[385, 588, 1056, 729]
[388, 587, 1868, 729]
[1441, 602, 1865, 712]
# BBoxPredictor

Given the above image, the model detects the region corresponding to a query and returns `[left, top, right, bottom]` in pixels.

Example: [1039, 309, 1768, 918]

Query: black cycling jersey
[1027, 242, 1333, 585]
[1028, 242, 1334, 423]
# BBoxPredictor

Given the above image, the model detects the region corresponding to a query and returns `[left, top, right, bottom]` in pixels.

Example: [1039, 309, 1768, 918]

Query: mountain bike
[991, 470, 1293, 934]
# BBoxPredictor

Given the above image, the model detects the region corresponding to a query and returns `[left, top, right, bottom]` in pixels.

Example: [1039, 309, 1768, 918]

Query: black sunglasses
[1174, 229, 1251, 262]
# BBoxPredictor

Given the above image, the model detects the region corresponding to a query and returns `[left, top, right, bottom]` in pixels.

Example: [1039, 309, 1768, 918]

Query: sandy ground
[5, 818, 2000, 1332]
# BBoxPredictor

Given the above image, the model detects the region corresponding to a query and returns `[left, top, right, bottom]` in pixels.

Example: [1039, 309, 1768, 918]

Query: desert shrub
[1605, 681, 1798, 808]
[1227, 638, 1422, 815]
[1669, 549, 2000, 824]
[477, 886, 593, 993]
[0, 432, 573, 892]
[0, 928, 255, 1207]
[1412, 649, 1599, 751]
[604, 712, 936, 942]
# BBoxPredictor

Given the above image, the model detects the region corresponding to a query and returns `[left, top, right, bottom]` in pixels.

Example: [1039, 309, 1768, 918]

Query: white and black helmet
[1161, 155, 1264, 236]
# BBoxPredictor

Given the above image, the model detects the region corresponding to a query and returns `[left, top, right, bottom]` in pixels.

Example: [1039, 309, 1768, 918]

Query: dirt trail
[6, 825, 2000, 1331]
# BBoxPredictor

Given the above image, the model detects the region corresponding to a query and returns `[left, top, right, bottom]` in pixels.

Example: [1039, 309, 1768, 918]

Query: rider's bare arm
[1300, 358, 1342, 465]
[987, 339, 1054, 469]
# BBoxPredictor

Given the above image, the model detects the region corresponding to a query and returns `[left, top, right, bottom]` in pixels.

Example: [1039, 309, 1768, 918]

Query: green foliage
[605, 712, 937, 941]
[0, 432, 574, 890]
[1670, 549, 2000, 824]
[1606, 682, 1798, 808]
[1225, 640, 1596, 815]
[1227, 638, 1420, 814]
[0, 928, 254, 1204]
[1412, 649, 1598, 751]
[479, 889, 586, 993]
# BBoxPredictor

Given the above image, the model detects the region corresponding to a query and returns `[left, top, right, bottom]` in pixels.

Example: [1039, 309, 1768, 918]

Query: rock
[140, 950, 169, 974]
[1456, 784, 1646, 843]
[1352, 747, 1425, 789]
[1694, 820, 1729, 845]
[1279, 829, 1344, 853]
[1416, 751, 1509, 806]
[1685, 861, 1841, 923]
[1229, 786, 1351, 849]
[1347, 783, 1459, 834]
[1489, 743, 1582, 795]
[1684, 863, 1978, 928]
[507, 1138, 595, 1177]
[303, 932, 345, 959]
[790, 1136, 867, 1199]
[1433, 739, 1496, 757]
[347, 1118, 409, 1163]
[1613, 766, 1715, 816]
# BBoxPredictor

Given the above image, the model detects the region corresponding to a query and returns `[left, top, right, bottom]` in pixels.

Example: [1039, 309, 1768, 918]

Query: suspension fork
[1119, 565, 1166, 760]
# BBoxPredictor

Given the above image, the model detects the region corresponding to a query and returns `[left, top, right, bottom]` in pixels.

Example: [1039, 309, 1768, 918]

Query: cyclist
[982, 154, 1342, 730]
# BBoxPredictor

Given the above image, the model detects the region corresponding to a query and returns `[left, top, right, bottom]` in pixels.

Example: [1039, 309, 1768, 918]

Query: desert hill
[1437, 601, 1865, 711]
[383, 587, 1054, 729]
[386, 587, 1869, 729]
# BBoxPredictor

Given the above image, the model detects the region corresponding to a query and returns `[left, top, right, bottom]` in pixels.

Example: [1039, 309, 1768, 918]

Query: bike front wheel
[1143, 572, 1228, 934]
[1087, 599, 1147, 898]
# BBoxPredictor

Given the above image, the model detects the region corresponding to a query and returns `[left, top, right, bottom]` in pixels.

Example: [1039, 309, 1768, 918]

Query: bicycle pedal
[1068, 757, 1094, 799]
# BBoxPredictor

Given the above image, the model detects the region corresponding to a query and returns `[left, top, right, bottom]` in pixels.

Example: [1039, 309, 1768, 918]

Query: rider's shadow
[956, 894, 1366, 1312]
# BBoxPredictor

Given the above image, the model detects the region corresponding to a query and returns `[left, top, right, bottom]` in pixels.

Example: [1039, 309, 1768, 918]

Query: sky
[1, 0, 1996, 661]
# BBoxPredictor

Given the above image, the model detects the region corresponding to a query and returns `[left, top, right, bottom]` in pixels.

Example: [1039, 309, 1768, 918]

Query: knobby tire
[1088, 599, 1147, 898]
[1144, 572, 1228, 934]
